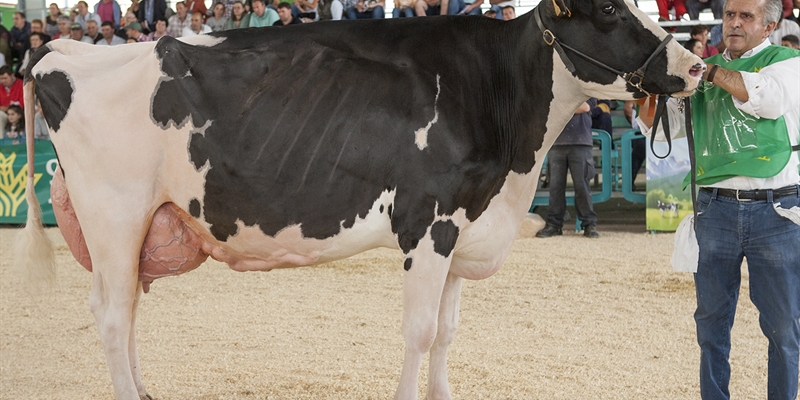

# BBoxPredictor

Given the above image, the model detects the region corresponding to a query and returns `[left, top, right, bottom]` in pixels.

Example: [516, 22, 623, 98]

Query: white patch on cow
[191, 120, 213, 137]
[414, 74, 441, 151]
[178, 34, 226, 47]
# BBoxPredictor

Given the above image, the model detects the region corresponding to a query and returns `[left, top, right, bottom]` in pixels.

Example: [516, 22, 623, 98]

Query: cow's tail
[15, 78, 57, 291]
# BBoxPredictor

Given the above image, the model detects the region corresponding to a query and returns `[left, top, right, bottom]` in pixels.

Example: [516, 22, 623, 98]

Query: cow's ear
[548, 0, 572, 17]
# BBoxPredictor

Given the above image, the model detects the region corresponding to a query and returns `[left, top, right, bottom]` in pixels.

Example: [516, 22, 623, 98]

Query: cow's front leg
[395, 240, 455, 400]
[426, 272, 462, 400]
[128, 283, 151, 400]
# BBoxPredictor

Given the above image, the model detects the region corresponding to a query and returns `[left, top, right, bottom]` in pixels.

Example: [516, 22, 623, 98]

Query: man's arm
[703, 64, 749, 103]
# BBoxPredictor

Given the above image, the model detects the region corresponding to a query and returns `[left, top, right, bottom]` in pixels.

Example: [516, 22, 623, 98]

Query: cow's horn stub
[551, 0, 571, 17]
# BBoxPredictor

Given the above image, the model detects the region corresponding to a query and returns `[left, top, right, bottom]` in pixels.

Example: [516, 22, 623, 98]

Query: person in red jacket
[0, 65, 24, 130]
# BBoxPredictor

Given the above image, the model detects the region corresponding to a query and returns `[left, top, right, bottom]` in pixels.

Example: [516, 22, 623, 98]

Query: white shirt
[639, 39, 800, 190]
[768, 19, 800, 46]
[96, 35, 127, 46]
[182, 24, 212, 37]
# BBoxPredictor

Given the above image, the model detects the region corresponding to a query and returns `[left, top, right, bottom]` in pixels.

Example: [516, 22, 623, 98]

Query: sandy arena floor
[0, 226, 769, 399]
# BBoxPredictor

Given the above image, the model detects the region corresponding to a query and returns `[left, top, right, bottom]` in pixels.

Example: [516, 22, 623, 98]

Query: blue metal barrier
[620, 129, 646, 204]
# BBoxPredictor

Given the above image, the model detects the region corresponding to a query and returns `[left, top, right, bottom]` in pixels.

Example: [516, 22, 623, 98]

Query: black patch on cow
[379, 205, 384, 213]
[404, 258, 412, 271]
[23, 45, 53, 84]
[34, 70, 74, 133]
[189, 198, 201, 218]
[387, 204, 393, 218]
[148, 5, 683, 247]
[430, 220, 459, 258]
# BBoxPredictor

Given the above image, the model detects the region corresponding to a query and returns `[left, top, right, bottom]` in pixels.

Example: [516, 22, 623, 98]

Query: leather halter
[534, 5, 674, 97]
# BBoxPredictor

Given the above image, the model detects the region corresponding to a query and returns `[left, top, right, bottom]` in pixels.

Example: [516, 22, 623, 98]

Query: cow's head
[535, 0, 704, 99]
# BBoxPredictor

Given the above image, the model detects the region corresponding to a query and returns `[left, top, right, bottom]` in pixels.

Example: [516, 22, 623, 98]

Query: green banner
[0, 139, 59, 225]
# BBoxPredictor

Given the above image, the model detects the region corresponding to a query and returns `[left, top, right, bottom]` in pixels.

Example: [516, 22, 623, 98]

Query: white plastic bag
[773, 203, 800, 226]
[671, 214, 698, 273]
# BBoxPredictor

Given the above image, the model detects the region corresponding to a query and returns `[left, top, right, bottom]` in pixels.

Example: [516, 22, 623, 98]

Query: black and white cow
[19, 0, 703, 398]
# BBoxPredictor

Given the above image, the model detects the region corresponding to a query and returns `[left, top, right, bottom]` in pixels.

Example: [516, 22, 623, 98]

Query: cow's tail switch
[15, 79, 57, 291]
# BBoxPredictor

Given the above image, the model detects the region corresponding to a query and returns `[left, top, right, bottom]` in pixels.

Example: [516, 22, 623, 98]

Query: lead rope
[649, 94, 672, 159]
[684, 99, 698, 231]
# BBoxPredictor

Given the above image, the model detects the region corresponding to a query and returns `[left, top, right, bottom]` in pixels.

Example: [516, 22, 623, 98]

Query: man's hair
[175, 1, 186, 8]
[782, 34, 800, 46]
[57, 15, 71, 23]
[501, 5, 514, 11]
[77, 0, 88, 7]
[689, 24, 709, 36]
[31, 18, 44, 26]
[0, 65, 14, 77]
[484, 9, 495, 16]
[683, 38, 701, 51]
[252, 0, 266, 6]
[86, 19, 98, 26]
[277, 2, 292, 10]
[101, 20, 115, 28]
[14, 11, 26, 19]
[761, 0, 782, 25]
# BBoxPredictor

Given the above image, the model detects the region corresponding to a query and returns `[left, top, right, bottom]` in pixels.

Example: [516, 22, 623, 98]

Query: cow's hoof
[140, 395, 153, 400]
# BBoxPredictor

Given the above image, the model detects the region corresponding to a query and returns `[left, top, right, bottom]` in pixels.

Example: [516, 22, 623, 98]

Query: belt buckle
[735, 190, 752, 201]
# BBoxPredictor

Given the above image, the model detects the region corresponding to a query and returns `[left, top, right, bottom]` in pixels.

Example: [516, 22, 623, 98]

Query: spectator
[2, 104, 24, 143]
[136, 0, 168, 33]
[591, 100, 612, 136]
[690, 24, 719, 58]
[73, 1, 103, 30]
[30, 19, 52, 44]
[0, 66, 24, 129]
[207, 3, 230, 31]
[330, 0, 358, 19]
[769, 15, 800, 44]
[19, 32, 46, 76]
[183, 12, 213, 36]
[685, 0, 723, 19]
[97, 21, 127, 45]
[145, 17, 172, 40]
[85, 20, 102, 43]
[639, 1, 800, 398]
[656, 0, 687, 20]
[346, 0, 384, 19]
[34, 101, 49, 140]
[126, 22, 151, 41]
[709, 23, 724, 52]
[168, 2, 192, 37]
[296, 0, 320, 20]
[483, 9, 495, 17]
[68, 23, 94, 43]
[414, 0, 449, 16]
[94, 0, 123, 28]
[684, 38, 705, 57]
[536, 100, 600, 239]
[225, 1, 252, 28]
[184, 0, 210, 20]
[216, 0, 238, 17]
[274, 2, 302, 24]
[393, 0, 414, 17]
[783, 33, 800, 48]
[448, 0, 482, 15]
[10, 12, 31, 68]
[501, 5, 515, 20]
[488, 0, 511, 19]
[128, 0, 141, 16]
[0, 26, 9, 67]
[250, 0, 280, 26]
[45, 3, 63, 37]
[53, 15, 72, 39]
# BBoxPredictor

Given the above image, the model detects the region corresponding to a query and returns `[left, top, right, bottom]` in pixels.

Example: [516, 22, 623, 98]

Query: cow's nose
[689, 63, 705, 78]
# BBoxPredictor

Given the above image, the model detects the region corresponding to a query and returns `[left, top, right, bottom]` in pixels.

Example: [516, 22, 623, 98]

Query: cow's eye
[602, 4, 615, 14]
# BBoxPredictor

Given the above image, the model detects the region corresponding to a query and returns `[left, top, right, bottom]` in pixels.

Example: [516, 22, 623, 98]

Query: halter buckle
[543, 30, 556, 46]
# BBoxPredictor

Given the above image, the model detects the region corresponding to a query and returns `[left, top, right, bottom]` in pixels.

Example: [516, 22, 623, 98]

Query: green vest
[687, 45, 800, 187]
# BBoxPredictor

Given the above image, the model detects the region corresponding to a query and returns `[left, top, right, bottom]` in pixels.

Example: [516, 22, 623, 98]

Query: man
[769, 16, 800, 45]
[690, 24, 720, 58]
[85, 20, 102, 43]
[10, 12, 31, 68]
[168, 2, 191, 37]
[447, 0, 482, 16]
[641, 0, 800, 398]
[274, 2, 302, 24]
[345, 0, 385, 19]
[97, 21, 126, 45]
[125, 21, 150, 42]
[73, 1, 103, 31]
[686, 0, 724, 20]
[414, 0, 450, 16]
[69, 23, 94, 43]
[136, 0, 168, 33]
[0, 66, 24, 129]
[94, 0, 122, 28]
[783, 33, 800, 48]
[249, 0, 279, 27]
[182, 12, 212, 36]
[53, 15, 72, 39]
[536, 100, 601, 239]
[501, 5, 515, 20]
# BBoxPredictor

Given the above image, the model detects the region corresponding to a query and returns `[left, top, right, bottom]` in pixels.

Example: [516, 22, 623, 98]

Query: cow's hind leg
[129, 283, 152, 399]
[86, 228, 148, 400]
[395, 245, 454, 400]
[426, 272, 462, 400]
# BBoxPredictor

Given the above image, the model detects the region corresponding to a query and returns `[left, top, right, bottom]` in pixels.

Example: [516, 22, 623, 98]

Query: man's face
[77, 2, 88, 15]
[101, 25, 114, 38]
[723, 0, 776, 58]
[176, 3, 187, 18]
[252, 1, 265, 17]
[0, 73, 14, 88]
[31, 21, 44, 33]
[58, 20, 70, 34]
[12, 13, 25, 29]
[86, 21, 98, 37]
[278, 6, 291, 21]
[190, 14, 203, 30]
[502, 7, 515, 20]
[692, 30, 709, 45]
[70, 28, 84, 40]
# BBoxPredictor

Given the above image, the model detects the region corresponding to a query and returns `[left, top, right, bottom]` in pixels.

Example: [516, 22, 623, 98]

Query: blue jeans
[392, 7, 414, 17]
[345, 5, 384, 19]
[447, 0, 481, 15]
[543, 145, 597, 229]
[694, 187, 800, 400]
